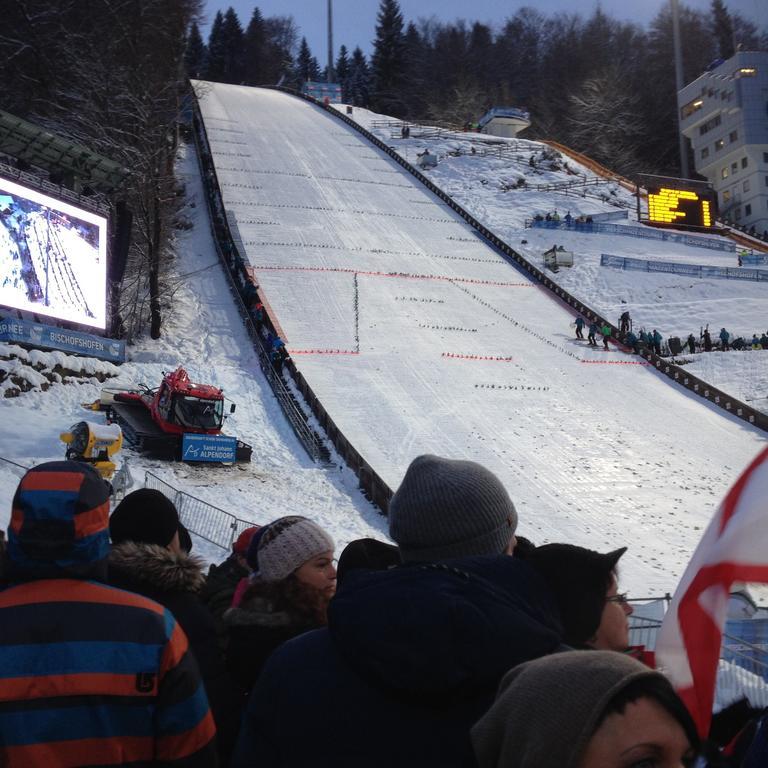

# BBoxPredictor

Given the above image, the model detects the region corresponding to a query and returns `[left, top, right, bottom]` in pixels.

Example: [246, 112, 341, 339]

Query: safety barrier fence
[189, 97, 329, 465]
[528, 219, 736, 253]
[601, 253, 768, 282]
[144, 470, 253, 552]
[629, 614, 768, 707]
[743, 253, 768, 266]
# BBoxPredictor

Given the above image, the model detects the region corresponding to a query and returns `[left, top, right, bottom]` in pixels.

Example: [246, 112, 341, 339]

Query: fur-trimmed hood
[223, 593, 297, 629]
[108, 541, 206, 594]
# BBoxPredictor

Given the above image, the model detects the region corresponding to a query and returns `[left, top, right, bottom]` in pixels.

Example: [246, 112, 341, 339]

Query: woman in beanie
[525, 543, 634, 651]
[224, 515, 336, 701]
[472, 650, 700, 768]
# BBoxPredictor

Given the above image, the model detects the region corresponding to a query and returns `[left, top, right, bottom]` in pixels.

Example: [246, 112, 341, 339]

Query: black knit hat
[109, 488, 180, 547]
[526, 544, 627, 647]
[388, 455, 517, 563]
[337, 538, 401, 584]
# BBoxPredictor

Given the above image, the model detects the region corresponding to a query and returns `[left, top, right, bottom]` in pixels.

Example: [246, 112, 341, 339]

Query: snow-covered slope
[185, 83, 766, 595]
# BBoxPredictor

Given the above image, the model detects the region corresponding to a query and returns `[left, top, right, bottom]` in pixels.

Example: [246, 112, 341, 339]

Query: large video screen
[0, 175, 108, 328]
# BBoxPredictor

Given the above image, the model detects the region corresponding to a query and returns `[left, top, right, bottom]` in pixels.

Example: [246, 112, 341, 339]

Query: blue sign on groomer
[182, 433, 237, 463]
[0, 316, 125, 363]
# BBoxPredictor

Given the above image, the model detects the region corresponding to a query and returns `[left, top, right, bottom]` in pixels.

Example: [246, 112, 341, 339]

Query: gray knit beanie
[471, 651, 662, 768]
[253, 516, 334, 582]
[388, 455, 517, 563]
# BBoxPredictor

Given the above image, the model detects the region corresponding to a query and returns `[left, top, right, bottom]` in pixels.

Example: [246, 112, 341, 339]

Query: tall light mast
[327, 0, 334, 82]
[671, 0, 689, 177]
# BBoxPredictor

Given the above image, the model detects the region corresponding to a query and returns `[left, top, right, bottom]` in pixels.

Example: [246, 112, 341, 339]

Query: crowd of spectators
[1, 456, 767, 766]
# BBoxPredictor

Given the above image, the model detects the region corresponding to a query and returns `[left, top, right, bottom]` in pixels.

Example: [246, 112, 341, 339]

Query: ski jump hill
[192, 82, 765, 595]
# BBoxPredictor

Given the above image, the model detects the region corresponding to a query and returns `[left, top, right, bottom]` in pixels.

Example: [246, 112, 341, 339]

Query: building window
[732, 162, 738, 173]
[682, 98, 704, 119]
[715, 139, 725, 151]
[739, 67, 757, 77]
[722, 167, 729, 179]
[735, 207, 742, 220]
[764, 152, 768, 163]
[744, 180, 750, 193]
[741, 157, 748, 168]
[729, 130, 738, 142]
[701, 147, 709, 159]
[723, 189, 731, 203]
[765, 175, 768, 186]
[745, 204, 752, 216]
[699, 115, 722, 135]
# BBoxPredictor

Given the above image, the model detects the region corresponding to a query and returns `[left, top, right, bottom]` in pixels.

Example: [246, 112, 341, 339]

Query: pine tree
[296, 37, 320, 83]
[206, 11, 226, 81]
[349, 46, 371, 107]
[371, 0, 406, 115]
[185, 21, 206, 80]
[335, 44, 349, 83]
[220, 7, 245, 84]
[243, 7, 266, 85]
[711, 0, 735, 59]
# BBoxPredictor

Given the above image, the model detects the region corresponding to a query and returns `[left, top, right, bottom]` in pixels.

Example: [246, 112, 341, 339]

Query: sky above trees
[205, 0, 767, 67]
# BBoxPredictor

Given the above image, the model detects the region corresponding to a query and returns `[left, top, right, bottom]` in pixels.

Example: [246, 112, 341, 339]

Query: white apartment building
[678, 50, 768, 235]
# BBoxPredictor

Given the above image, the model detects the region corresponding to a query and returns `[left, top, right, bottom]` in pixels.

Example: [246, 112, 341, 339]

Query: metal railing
[144, 470, 253, 552]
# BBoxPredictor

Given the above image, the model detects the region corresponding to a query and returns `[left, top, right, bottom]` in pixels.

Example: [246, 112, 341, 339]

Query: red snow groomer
[103, 367, 252, 462]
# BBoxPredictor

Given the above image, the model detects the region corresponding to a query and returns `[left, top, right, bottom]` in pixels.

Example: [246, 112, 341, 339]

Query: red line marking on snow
[288, 349, 360, 355]
[579, 359, 651, 366]
[442, 353, 514, 362]
[255, 265, 531, 288]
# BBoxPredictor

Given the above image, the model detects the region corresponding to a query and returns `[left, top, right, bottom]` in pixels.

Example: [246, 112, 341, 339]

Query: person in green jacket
[601, 323, 611, 350]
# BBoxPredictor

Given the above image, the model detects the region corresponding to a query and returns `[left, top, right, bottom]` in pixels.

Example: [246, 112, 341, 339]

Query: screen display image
[0, 176, 108, 328]
[647, 186, 714, 228]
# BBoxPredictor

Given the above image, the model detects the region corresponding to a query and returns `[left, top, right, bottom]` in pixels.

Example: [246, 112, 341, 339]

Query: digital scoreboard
[647, 187, 713, 227]
[638, 175, 717, 230]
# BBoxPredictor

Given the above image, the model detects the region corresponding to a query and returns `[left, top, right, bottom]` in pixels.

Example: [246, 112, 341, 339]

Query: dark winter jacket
[224, 592, 319, 701]
[108, 543, 236, 758]
[201, 555, 249, 622]
[231, 556, 563, 768]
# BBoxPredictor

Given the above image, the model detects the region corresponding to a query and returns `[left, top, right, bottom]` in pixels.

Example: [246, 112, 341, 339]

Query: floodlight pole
[671, 0, 689, 178]
[44, 208, 51, 306]
[327, 0, 334, 83]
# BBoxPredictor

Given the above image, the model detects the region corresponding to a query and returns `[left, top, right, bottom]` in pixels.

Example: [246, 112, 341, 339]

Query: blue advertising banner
[182, 433, 237, 463]
[0, 316, 125, 363]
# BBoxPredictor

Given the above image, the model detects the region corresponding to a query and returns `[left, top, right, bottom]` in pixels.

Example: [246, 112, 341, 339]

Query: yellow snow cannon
[60, 421, 123, 480]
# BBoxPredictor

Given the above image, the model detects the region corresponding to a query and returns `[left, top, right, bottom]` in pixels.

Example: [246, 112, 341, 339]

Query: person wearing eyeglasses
[524, 544, 634, 652]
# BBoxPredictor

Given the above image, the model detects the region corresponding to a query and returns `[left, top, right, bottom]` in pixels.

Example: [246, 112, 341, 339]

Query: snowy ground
[0, 83, 766, 603]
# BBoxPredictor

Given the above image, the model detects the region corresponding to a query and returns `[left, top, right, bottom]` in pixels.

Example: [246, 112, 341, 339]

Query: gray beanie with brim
[471, 650, 662, 768]
[388, 454, 517, 563]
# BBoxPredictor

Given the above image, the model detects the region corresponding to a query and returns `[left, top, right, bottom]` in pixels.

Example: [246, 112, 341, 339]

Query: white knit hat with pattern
[254, 516, 334, 582]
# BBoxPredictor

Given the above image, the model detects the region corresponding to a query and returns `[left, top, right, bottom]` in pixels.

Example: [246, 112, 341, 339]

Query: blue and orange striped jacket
[0, 578, 217, 767]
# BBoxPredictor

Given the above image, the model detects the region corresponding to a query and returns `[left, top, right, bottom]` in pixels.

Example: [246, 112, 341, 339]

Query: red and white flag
[656, 445, 768, 736]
